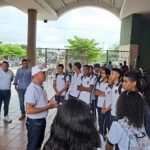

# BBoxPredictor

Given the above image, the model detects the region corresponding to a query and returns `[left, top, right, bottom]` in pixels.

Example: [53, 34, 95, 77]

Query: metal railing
[36, 48, 130, 69]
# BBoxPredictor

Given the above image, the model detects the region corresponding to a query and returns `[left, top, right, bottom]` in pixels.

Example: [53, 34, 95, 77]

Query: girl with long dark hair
[123, 70, 150, 138]
[43, 99, 101, 150]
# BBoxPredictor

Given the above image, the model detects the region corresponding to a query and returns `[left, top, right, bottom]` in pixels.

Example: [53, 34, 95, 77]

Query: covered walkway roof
[1, 0, 150, 20]
[1, 0, 150, 68]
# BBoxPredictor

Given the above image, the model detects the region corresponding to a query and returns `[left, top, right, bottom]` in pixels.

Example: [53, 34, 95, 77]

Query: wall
[120, 14, 150, 69]
[137, 19, 150, 68]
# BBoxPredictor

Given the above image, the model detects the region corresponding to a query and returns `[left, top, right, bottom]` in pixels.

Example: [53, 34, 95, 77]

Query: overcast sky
[0, 6, 121, 49]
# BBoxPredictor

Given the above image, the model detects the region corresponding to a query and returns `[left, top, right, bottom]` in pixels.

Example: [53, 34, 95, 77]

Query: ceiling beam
[59, 0, 66, 7]
[99, 0, 102, 3]
[58, 0, 120, 18]
[34, 0, 57, 19]
[74, 0, 78, 4]
[112, 0, 115, 7]
[120, 0, 128, 18]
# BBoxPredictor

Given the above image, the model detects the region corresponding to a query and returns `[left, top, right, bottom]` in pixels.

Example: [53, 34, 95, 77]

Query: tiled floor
[0, 81, 56, 150]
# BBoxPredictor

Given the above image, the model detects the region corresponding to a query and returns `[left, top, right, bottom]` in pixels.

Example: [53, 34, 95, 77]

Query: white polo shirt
[0, 68, 14, 90]
[78, 75, 94, 104]
[104, 85, 112, 108]
[69, 72, 83, 98]
[90, 74, 98, 101]
[111, 82, 124, 116]
[53, 74, 69, 96]
[108, 121, 129, 150]
[96, 81, 108, 108]
[25, 82, 48, 119]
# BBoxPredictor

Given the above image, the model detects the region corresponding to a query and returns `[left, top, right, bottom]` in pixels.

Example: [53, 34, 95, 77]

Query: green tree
[0, 45, 4, 58]
[0, 44, 26, 59]
[66, 36, 102, 63]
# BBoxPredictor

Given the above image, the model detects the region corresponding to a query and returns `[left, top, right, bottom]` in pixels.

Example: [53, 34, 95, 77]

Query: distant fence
[36, 48, 130, 72]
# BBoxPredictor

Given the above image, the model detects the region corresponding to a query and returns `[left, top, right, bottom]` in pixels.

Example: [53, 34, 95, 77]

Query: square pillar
[120, 14, 150, 69]
[119, 14, 141, 68]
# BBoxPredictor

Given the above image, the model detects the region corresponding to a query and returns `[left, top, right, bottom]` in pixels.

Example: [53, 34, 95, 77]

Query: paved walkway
[0, 81, 56, 150]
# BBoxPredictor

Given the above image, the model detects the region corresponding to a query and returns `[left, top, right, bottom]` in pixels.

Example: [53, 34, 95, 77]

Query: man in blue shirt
[14, 59, 31, 121]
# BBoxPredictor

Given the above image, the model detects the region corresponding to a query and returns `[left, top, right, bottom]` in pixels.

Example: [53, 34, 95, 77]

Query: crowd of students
[1, 59, 150, 150]
[52, 62, 150, 150]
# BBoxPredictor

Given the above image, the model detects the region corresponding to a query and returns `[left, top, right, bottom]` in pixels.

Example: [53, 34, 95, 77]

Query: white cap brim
[32, 66, 49, 76]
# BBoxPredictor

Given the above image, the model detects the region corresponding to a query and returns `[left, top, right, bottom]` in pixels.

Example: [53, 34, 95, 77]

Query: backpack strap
[118, 82, 123, 95]
[63, 73, 67, 82]
[55, 73, 59, 80]
[95, 76, 101, 88]
[81, 74, 84, 81]
[69, 72, 75, 82]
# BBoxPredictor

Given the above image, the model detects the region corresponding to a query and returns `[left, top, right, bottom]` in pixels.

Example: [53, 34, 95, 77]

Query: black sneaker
[18, 115, 26, 121]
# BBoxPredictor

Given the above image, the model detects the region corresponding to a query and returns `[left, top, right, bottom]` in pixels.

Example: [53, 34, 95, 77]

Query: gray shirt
[14, 67, 31, 89]
[25, 82, 48, 119]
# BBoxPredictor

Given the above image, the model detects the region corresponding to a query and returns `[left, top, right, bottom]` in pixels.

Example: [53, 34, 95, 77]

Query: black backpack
[66, 71, 75, 83]
[118, 82, 123, 95]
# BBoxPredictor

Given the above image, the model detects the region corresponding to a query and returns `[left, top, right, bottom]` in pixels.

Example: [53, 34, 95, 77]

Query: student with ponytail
[95, 68, 110, 138]
[123, 69, 150, 138]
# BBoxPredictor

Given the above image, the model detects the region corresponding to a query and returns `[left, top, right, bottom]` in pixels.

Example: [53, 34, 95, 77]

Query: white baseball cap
[32, 65, 48, 76]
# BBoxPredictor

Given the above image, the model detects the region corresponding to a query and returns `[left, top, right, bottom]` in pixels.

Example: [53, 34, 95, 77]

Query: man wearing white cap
[25, 65, 57, 150]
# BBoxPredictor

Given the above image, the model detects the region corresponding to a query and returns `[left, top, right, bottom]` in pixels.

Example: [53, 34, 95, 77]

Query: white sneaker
[3, 115, 12, 123]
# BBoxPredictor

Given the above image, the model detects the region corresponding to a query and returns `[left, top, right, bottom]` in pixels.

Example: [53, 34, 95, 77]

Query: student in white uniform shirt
[89, 65, 99, 81]
[95, 68, 110, 137]
[53, 64, 69, 103]
[93, 63, 102, 86]
[123, 70, 150, 140]
[94, 63, 101, 78]
[89, 65, 98, 114]
[106, 91, 149, 150]
[78, 65, 94, 105]
[25, 65, 57, 150]
[101, 76, 113, 137]
[0, 61, 14, 123]
[109, 68, 124, 123]
[68, 62, 82, 99]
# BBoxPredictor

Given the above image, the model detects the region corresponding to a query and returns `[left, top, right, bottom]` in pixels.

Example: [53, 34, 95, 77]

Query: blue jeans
[0, 90, 11, 117]
[97, 107, 111, 136]
[26, 117, 46, 150]
[55, 95, 65, 104]
[18, 89, 26, 116]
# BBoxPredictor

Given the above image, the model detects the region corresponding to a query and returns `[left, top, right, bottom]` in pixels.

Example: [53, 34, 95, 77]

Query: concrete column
[120, 14, 150, 69]
[119, 14, 141, 68]
[27, 9, 37, 67]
